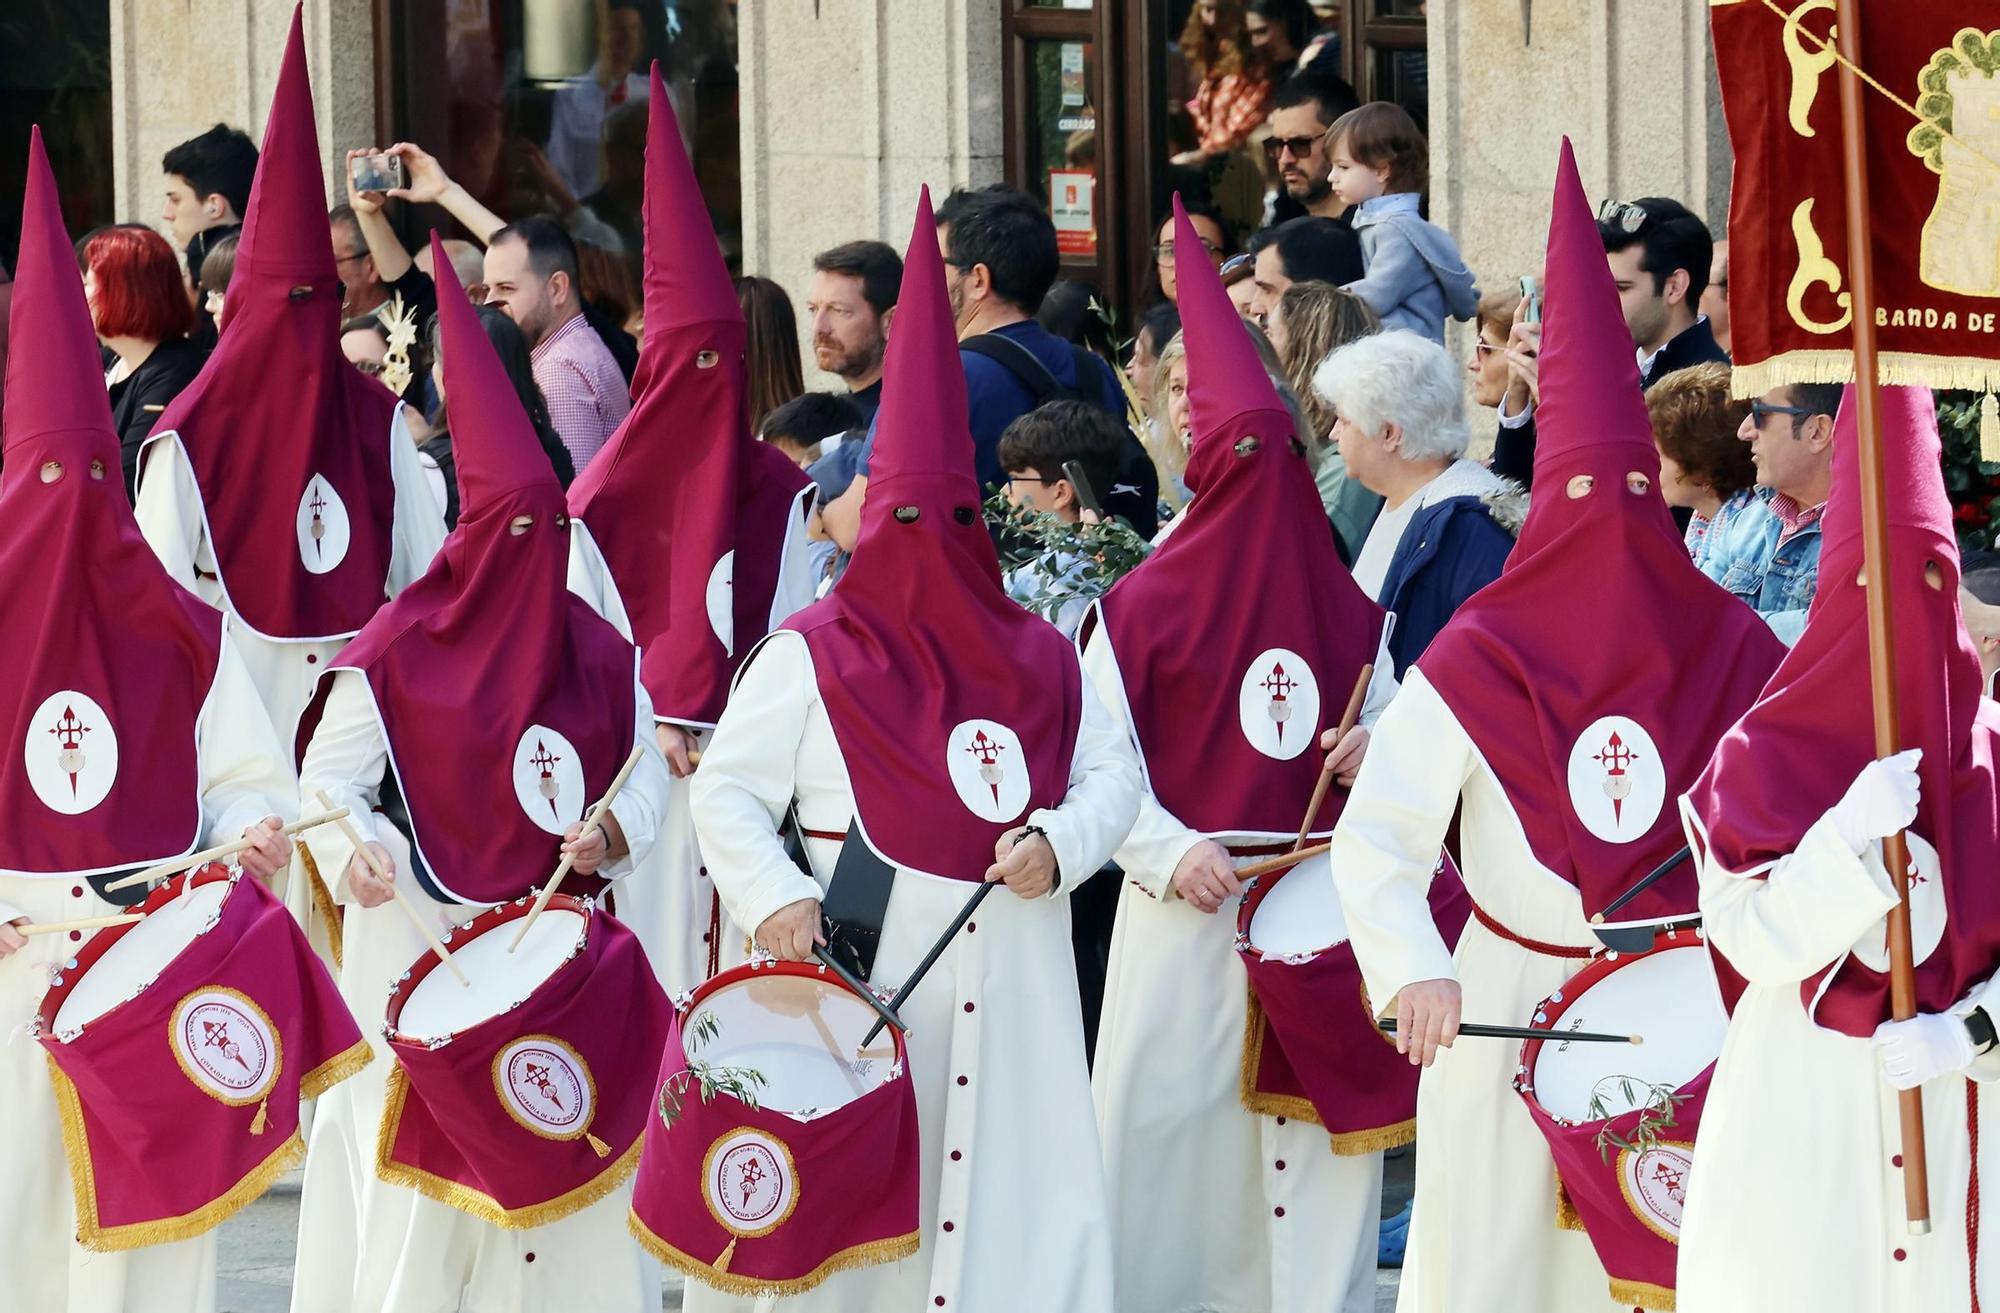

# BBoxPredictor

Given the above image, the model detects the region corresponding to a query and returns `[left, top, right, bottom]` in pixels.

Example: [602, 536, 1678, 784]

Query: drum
[377, 894, 672, 1227]
[630, 960, 922, 1298]
[1235, 850, 1470, 1152]
[1513, 930, 1727, 1310]
[37, 864, 367, 1251]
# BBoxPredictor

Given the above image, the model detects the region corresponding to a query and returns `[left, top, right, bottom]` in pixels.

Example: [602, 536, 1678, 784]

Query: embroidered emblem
[707, 550, 736, 656]
[703, 1127, 799, 1237]
[1237, 647, 1321, 761]
[295, 474, 352, 575]
[23, 690, 119, 815]
[493, 1035, 596, 1140]
[1618, 1140, 1694, 1242]
[945, 719, 1031, 822]
[510, 726, 587, 836]
[170, 987, 280, 1105]
[1565, 716, 1666, 844]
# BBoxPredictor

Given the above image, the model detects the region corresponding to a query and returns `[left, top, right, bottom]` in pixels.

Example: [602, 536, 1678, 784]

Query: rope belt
[799, 826, 845, 843]
[1467, 894, 1593, 959]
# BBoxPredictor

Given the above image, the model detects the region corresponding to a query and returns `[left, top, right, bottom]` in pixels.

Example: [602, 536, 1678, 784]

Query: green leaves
[1587, 1076, 1689, 1164]
[986, 488, 1154, 622]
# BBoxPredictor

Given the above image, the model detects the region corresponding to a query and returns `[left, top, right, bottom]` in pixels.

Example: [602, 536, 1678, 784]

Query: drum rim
[683, 959, 912, 1069]
[1514, 929, 1710, 1122]
[37, 864, 238, 1040]
[1235, 848, 1457, 962]
[382, 892, 593, 1047]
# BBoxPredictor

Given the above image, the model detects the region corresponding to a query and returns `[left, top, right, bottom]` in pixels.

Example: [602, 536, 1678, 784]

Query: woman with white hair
[1315, 329, 1523, 674]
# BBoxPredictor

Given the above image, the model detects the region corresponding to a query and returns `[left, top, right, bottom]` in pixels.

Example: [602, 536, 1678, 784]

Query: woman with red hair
[79, 224, 202, 500]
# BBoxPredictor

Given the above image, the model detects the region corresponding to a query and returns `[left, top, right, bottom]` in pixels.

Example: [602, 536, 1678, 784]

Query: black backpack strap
[961, 333, 1082, 404]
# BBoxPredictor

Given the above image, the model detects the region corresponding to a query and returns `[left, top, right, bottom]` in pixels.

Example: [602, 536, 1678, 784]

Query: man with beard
[1263, 65, 1360, 227]
[804, 240, 901, 423]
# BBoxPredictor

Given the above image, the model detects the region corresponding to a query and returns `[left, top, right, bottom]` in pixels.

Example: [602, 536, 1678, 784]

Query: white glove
[1829, 750, 1922, 856]
[1873, 1012, 1978, 1090]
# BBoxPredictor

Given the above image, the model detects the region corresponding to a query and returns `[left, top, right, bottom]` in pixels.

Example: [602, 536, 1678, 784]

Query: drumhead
[685, 972, 897, 1117]
[1529, 944, 1726, 1123]
[53, 878, 230, 1036]
[1247, 854, 1348, 958]
[398, 908, 587, 1041]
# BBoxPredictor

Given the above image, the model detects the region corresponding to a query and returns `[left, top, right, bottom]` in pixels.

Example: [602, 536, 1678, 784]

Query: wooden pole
[312, 790, 468, 986]
[508, 745, 646, 951]
[1292, 664, 1374, 853]
[1831, 0, 1928, 1233]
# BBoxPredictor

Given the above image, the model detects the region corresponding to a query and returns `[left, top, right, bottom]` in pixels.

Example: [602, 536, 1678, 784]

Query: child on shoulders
[1329, 102, 1478, 345]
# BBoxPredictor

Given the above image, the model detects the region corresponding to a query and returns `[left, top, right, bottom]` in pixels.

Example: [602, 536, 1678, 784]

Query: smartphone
[1062, 459, 1104, 518]
[349, 152, 406, 195]
[1518, 274, 1542, 326]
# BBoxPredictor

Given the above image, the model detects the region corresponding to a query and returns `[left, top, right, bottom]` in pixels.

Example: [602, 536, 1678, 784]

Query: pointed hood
[775, 188, 1083, 881]
[1094, 191, 1384, 837]
[326, 233, 638, 907]
[144, 3, 400, 652]
[0, 126, 224, 880]
[1687, 385, 2000, 1035]
[1412, 137, 1788, 926]
[567, 60, 809, 728]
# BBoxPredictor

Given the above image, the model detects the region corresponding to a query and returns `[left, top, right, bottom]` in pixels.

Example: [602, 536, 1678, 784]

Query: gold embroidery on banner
[628, 1212, 920, 1301]
[1785, 199, 1854, 334]
[1907, 29, 2000, 297]
[166, 985, 282, 1107]
[1778, 0, 1837, 137]
[374, 1063, 643, 1228]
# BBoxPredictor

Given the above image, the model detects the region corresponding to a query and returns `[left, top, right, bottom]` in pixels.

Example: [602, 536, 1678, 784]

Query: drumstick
[313, 789, 468, 986]
[1375, 1017, 1643, 1045]
[508, 745, 646, 952]
[102, 809, 354, 892]
[812, 943, 908, 1038]
[1235, 841, 1331, 883]
[860, 879, 995, 1048]
[1590, 845, 1693, 924]
[20, 912, 144, 937]
[1293, 664, 1374, 852]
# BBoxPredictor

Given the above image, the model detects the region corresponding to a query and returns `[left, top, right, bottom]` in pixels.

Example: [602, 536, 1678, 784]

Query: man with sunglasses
[1726, 383, 1841, 644]
[1261, 66, 1361, 225]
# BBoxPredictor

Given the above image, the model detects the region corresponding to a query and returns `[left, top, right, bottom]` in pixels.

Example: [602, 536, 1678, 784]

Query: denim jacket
[1695, 487, 1816, 644]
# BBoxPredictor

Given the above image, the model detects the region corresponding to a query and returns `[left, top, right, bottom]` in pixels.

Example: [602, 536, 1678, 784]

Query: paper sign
[1049, 169, 1095, 257]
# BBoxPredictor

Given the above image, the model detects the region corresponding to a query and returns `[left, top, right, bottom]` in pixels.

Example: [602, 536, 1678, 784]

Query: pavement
[218, 1157, 1412, 1312]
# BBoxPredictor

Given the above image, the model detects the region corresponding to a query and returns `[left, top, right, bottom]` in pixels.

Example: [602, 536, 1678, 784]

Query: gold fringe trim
[1609, 1276, 1678, 1310]
[1728, 349, 2000, 400]
[297, 842, 345, 972]
[1554, 1176, 1586, 1232]
[1328, 1117, 1416, 1156]
[300, 1037, 373, 1101]
[1239, 989, 1415, 1154]
[373, 1063, 643, 1229]
[628, 1211, 921, 1300]
[48, 1056, 306, 1252]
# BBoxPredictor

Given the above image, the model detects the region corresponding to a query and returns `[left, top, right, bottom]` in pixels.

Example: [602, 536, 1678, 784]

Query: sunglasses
[1262, 134, 1323, 161]
[1596, 198, 1651, 235]
[1748, 399, 1814, 430]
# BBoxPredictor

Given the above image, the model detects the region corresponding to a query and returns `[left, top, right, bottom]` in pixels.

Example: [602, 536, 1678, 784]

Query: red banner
[1711, 3, 2000, 394]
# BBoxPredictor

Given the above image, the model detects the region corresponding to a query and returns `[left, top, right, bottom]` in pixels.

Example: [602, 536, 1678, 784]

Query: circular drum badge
[493, 1035, 596, 1140]
[1618, 1140, 1694, 1242]
[169, 987, 281, 1105]
[703, 1127, 800, 1238]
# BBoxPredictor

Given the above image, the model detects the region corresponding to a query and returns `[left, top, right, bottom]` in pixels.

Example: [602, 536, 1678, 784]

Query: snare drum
[377, 894, 672, 1227]
[37, 864, 368, 1251]
[630, 960, 921, 1298]
[1235, 850, 1469, 1152]
[1513, 931, 1727, 1310]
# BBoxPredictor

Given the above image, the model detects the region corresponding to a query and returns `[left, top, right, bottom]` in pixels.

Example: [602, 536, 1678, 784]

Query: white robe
[0, 633, 296, 1313]
[1323, 669, 1625, 1313]
[687, 630, 1141, 1313]
[1678, 807, 2000, 1312]
[567, 501, 816, 998]
[287, 668, 670, 1313]
[135, 405, 446, 958]
[1084, 625, 1400, 1313]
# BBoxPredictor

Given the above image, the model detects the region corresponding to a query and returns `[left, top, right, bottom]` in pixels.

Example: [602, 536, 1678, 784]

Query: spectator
[1178, 1, 1274, 160]
[996, 399, 1135, 638]
[1315, 329, 1523, 675]
[339, 315, 390, 379]
[1146, 202, 1230, 306]
[1468, 286, 1535, 487]
[1961, 549, 2000, 694]
[1598, 195, 1728, 386]
[1263, 65, 1362, 226]
[758, 390, 862, 469]
[415, 238, 486, 301]
[79, 225, 201, 501]
[1245, 0, 1308, 84]
[378, 141, 509, 248]
[1222, 251, 1260, 316]
[426, 301, 577, 527]
[1149, 330, 1193, 498]
[1733, 381, 1841, 644]
[736, 274, 805, 434]
[1125, 301, 1182, 425]
[577, 240, 640, 380]
[1644, 362, 1771, 585]
[1701, 237, 1731, 355]
[334, 148, 440, 330]
[195, 230, 237, 325]
[1246, 215, 1363, 325]
[806, 240, 902, 420]
[482, 216, 631, 472]
[1268, 280, 1383, 555]
[160, 124, 257, 289]
[545, 0, 650, 199]
[1327, 102, 1477, 343]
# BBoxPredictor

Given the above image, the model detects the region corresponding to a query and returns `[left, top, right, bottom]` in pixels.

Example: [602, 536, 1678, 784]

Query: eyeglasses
[1749, 399, 1814, 430]
[1154, 238, 1220, 261]
[1262, 134, 1323, 161]
[1596, 199, 1651, 235]
[1006, 474, 1057, 487]
[1472, 341, 1504, 358]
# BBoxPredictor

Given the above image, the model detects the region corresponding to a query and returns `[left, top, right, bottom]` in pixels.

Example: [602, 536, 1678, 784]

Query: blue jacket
[1377, 490, 1523, 677]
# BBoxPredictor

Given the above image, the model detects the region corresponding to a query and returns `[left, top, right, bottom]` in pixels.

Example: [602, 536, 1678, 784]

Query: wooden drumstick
[1292, 664, 1373, 853]
[19, 912, 144, 937]
[509, 745, 647, 952]
[102, 809, 354, 893]
[313, 789, 468, 986]
[1235, 841, 1331, 883]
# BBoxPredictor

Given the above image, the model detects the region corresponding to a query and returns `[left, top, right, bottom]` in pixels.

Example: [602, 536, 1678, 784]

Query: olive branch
[987, 488, 1152, 623]
[1588, 1076, 1689, 1164]
[656, 1011, 770, 1130]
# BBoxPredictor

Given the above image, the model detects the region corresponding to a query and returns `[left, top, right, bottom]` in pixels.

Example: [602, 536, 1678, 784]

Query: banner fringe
[1730, 351, 2000, 400]
[629, 1212, 920, 1300]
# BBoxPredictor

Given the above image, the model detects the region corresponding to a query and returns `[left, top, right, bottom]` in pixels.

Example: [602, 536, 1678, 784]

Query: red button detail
[1893, 1154, 1904, 1167]
[1894, 1249, 1907, 1262]
[950, 1150, 962, 1161]
[956, 1075, 968, 1086]
[963, 1002, 975, 1013]
[1275, 1116, 1287, 1126]
[68, 930, 81, 942]
[702, 932, 712, 942]
[524, 1252, 537, 1263]
[1273, 1206, 1285, 1218]
[935, 1299, 946, 1307]
[1275, 1160, 1286, 1171]
[305, 654, 317, 664]
[966, 922, 976, 933]
[70, 886, 83, 898]
[942, 1221, 954, 1232]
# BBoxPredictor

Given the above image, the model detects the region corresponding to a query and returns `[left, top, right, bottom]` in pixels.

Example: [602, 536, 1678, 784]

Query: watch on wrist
[1966, 1007, 1997, 1055]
